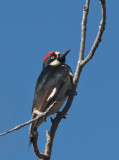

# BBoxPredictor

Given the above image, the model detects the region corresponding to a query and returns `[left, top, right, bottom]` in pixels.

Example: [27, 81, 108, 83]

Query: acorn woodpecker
[29, 49, 73, 141]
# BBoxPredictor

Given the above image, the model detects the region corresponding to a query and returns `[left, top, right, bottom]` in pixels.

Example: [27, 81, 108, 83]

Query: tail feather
[28, 136, 34, 149]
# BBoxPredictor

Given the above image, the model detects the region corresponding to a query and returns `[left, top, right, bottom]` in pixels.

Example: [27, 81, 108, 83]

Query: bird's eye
[51, 56, 55, 60]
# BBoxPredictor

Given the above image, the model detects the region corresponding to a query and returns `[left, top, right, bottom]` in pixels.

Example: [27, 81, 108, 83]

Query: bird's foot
[68, 90, 77, 96]
[56, 111, 61, 115]
[56, 111, 68, 119]
[67, 88, 77, 96]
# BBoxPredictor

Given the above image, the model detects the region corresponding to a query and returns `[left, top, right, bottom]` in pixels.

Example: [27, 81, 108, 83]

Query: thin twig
[79, 0, 90, 61]
[81, 0, 106, 66]
[0, 112, 47, 136]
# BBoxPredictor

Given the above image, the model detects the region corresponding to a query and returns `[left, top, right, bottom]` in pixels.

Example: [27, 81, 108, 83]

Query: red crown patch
[43, 51, 56, 63]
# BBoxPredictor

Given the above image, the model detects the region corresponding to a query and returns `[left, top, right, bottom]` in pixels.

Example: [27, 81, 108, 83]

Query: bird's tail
[28, 112, 43, 149]
[28, 121, 36, 149]
[28, 136, 34, 149]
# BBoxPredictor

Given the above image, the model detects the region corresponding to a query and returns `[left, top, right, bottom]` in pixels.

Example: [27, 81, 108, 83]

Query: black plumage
[32, 65, 73, 113]
[29, 50, 73, 142]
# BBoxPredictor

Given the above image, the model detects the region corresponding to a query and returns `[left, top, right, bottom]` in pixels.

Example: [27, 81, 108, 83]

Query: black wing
[32, 65, 73, 113]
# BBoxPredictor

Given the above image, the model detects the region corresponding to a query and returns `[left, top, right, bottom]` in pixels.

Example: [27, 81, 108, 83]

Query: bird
[29, 49, 73, 143]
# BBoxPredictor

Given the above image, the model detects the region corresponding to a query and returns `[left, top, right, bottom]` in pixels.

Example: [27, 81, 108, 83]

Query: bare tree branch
[79, 0, 90, 61]
[0, 0, 106, 160]
[32, 0, 106, 159]
[32, 128, 50, 160]
[0, 112, 47, 136]
[81, 0, 106, 66]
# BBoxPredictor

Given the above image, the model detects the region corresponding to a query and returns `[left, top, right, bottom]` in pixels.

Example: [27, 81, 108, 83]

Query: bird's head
[43, 49, 71, 69]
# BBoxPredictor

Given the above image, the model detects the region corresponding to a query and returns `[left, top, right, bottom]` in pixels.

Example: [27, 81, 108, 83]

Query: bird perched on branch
[29, 49, 73, 143]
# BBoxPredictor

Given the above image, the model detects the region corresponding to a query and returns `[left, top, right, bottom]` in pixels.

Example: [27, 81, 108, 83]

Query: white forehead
[55, 52, 60, 55]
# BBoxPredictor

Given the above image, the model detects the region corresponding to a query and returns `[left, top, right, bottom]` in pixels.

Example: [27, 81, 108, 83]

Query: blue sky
[0, 0, 119, 160]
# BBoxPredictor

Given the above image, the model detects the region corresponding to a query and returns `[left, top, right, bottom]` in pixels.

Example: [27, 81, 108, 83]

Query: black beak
[58, 49, 71, 60]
